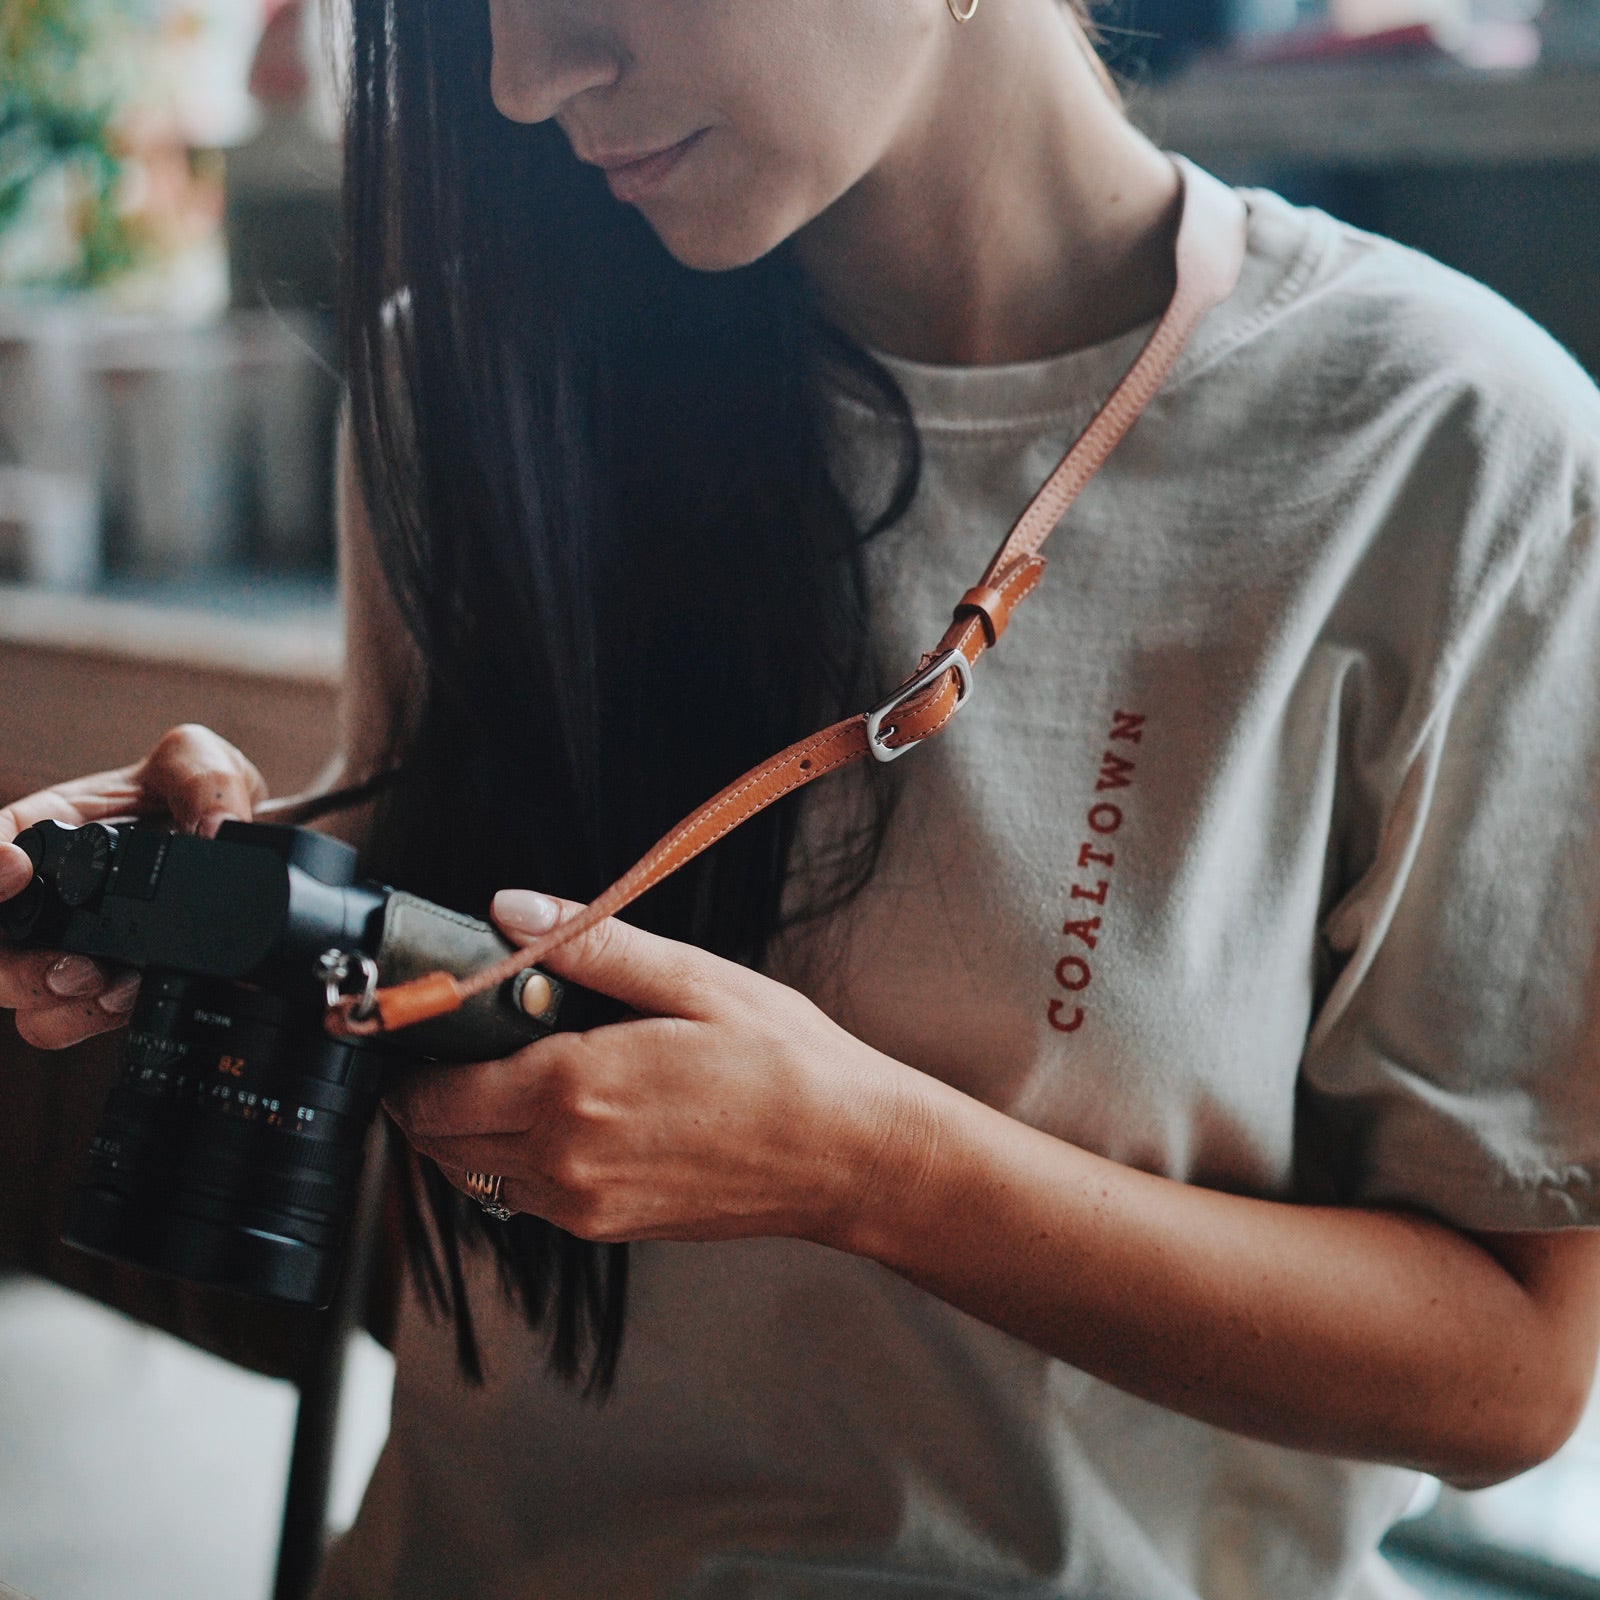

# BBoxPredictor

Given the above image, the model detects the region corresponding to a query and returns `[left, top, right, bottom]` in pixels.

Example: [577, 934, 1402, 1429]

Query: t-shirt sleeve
[1299, 503, 1600, 1231]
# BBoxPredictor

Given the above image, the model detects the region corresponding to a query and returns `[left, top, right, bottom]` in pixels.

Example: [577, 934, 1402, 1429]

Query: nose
[488, 0, 621, 124]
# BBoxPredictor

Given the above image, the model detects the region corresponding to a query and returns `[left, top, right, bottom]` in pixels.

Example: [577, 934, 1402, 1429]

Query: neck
[794, 5, 1182, 367]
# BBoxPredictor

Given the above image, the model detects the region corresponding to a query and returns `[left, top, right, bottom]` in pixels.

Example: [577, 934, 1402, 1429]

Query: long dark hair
[341, 0, 1097, 1390]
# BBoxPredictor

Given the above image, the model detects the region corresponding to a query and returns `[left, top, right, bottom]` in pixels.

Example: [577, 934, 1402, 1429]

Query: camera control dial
[57, 823, 119, 908]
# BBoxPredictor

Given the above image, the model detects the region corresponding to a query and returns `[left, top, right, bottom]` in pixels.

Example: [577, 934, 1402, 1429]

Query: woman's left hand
[383, 889, 931, 1246]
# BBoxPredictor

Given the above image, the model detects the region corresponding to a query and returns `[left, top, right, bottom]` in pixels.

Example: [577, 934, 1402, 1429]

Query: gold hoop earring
[947, 0, 981, 20]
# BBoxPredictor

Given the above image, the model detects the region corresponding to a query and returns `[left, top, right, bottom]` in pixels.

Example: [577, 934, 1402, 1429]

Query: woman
[4, 2, 1600, 1596]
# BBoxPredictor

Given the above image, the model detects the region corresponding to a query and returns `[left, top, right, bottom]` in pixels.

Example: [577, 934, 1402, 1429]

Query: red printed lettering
[1088, 803, 1123, 835]
[1055, 955, 1092, 992]
[1096, 750, 1136, 792]
[1044, 709, 1147, 1039]
[1048, 1001, 1085, 1033]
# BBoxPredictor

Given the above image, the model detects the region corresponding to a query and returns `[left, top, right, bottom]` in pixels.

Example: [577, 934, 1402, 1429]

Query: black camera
[1, 819, 562, 1309]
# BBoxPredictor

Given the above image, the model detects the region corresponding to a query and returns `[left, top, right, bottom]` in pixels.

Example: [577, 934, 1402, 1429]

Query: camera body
[2, 819, 562, 1308]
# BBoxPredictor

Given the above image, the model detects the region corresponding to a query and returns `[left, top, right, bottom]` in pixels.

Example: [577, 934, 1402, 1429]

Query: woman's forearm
[391, 903, 1600, 1485]
[841, 1065, 1596, 1488]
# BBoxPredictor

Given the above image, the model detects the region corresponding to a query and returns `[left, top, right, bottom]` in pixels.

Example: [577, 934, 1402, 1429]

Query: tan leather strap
[342, 161, 1249, 1037]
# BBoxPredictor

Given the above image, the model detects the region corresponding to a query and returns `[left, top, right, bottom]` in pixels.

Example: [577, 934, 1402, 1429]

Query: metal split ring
[465, 1170, 515, 1222]
[317, 949, 380, 1020]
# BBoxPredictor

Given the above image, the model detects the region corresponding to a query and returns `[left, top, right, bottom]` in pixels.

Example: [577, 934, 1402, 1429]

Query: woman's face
[487, 0, 948, 271]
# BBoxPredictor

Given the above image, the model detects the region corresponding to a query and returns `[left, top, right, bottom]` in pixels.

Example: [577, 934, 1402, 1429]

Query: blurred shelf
[222, 59, 1600, 188]
[1132, 60, 1600, 172]
[0, 577, 340, 682]
[219, 63, 1600, 195]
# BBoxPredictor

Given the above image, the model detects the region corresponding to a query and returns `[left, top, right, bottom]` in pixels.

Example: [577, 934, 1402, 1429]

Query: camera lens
[62, 969, 386, 1307]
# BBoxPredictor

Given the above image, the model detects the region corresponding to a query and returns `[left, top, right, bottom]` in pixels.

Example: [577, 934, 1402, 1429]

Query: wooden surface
[1133, 60, 1600, 172]
[0, 584, 340, 805]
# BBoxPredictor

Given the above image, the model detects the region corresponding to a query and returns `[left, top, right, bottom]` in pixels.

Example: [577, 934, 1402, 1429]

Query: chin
[644, 199, 802, 275]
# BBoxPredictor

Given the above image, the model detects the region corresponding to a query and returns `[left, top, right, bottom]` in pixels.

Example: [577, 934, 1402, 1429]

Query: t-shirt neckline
[865, 317, 1161, 434]
[841, 158, 1280, 435]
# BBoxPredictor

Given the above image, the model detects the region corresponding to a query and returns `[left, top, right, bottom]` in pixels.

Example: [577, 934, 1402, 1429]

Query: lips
[583, 129, 708, 204]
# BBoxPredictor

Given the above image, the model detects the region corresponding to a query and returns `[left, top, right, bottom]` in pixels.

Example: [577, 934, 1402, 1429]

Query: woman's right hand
[0, 725, 267, 1051]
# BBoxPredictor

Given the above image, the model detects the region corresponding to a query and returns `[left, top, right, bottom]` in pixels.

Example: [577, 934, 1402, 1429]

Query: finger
[97, 969, 143, 1015]
[133, 725, 268, 836]
[0, 842, 33, 901]
[433, 1161, 549, 1224]
[384, 1048, 558, 1142]
[408, 1130, 560, 1184]
[0, 951, 107, 1009]
[14, 995, 130, 1051]
[493, 890, 731, 1019]
[0, 770, 146, 845]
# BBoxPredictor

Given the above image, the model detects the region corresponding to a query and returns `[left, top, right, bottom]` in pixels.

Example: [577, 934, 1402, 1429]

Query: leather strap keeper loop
[956, 585, 1010, 646]
[376, 972, 464, 1031]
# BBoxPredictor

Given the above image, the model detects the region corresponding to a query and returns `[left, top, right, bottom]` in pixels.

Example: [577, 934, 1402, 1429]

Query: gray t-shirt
[317, 170, 1600, 1600]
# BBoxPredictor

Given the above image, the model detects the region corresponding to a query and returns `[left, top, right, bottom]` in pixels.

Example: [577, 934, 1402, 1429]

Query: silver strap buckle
[864, 649, 975, 764]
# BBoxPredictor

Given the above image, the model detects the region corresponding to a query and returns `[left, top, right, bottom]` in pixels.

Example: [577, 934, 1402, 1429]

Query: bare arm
[392, 902, 1600, 1493]
[849, 1070, 1600, 1489]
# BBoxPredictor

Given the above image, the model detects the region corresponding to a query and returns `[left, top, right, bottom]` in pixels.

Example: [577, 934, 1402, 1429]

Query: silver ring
[317, 949, 379, 1019]
[465, 1170, 515, 1222]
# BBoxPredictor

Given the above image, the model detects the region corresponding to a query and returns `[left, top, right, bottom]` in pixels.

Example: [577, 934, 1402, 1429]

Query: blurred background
[0, 1, 1598, 1598]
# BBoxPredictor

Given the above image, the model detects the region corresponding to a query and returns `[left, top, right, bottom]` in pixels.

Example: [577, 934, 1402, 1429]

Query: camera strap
[332, 159, 1249, 1039]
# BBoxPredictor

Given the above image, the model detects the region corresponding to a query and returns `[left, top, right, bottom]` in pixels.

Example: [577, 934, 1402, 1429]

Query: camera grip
[375, 893, 561, 1062]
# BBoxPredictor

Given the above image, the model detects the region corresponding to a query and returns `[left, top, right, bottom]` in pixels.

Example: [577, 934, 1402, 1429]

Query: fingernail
[197, 812, 241, 840]
[97, 971, 142, 1014]
[493, 890, 560, 936]
[0, 844, 33, 898]
[47, 955, 105, 998]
